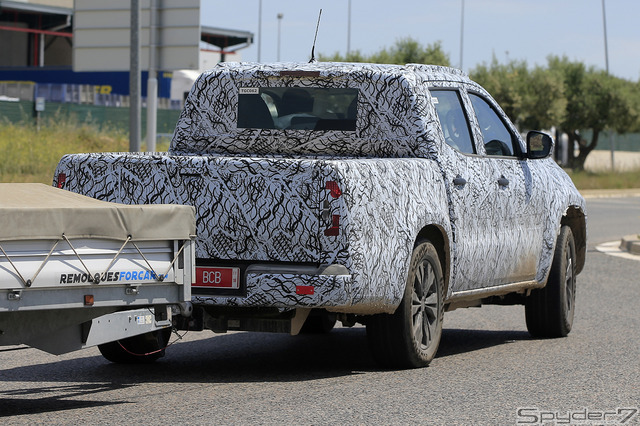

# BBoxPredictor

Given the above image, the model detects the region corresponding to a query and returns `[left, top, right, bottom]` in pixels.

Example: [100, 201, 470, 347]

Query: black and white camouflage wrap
[171, 62, 438, 159]
[54, 62, 585, 314]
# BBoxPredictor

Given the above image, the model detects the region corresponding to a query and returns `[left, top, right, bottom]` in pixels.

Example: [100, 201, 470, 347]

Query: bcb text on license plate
[195, 266, 240, 289]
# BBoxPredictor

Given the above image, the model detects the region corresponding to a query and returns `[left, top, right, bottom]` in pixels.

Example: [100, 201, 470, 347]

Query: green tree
[548, 56, 640, 170]
[473, 56, 640, 171]
[470, 58, 529, 125]
[471, 57, 566, 131]
[320, 38, 450, 66]
[520, 65, 567, 131]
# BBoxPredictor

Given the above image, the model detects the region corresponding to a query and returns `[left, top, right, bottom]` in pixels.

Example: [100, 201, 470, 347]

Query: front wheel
[525, 225, 577, 337]
[98, 328, 172, 364]
[366, 240, 444, 369]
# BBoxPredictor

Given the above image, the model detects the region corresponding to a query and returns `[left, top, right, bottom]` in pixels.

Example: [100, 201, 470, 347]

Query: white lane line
[595, 241, 640, 261]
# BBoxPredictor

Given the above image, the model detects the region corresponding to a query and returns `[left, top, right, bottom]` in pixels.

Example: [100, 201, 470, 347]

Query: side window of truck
[430, 90, 476, 155]
[468, 93, 518, 157]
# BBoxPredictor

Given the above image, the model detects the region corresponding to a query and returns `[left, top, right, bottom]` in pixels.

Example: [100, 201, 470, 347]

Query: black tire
[98, 328, 172, 364]
[300, 310, 337, 334]
[525, 225, 577, 338]
[366, 240, 444, 369]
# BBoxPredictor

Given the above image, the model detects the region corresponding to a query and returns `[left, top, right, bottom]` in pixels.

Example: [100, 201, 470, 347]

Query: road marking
[595, 241, 640, 261]
[582, 191, 640, 199]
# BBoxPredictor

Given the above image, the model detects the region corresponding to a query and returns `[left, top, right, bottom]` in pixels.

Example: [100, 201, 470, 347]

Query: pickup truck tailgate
[56, 153, 325, 264]
[177, 156, 323, 263]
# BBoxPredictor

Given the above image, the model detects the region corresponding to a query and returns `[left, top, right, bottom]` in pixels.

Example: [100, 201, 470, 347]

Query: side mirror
[526, 131, 553, 159]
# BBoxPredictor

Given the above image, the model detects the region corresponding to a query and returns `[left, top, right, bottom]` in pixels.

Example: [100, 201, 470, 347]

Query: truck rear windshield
[237, 87, 358, 131]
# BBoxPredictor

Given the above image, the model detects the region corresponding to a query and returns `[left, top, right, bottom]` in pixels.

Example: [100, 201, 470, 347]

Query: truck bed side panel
[326, 158, 450, 312]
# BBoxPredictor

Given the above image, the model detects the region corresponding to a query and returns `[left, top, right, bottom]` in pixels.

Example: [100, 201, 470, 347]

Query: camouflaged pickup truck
[55, 62, 586, 368]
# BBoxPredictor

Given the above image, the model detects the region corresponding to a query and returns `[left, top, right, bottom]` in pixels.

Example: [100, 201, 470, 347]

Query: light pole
[459, 0, 465, 70]
[347, 0, 351, 56]
[277, 13, 283, 61]
[602, 0, 614, 171]
[257, 0, 262, 62]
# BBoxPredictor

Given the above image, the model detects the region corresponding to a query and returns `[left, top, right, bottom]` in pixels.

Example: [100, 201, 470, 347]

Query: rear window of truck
[237, 87, 358, 131]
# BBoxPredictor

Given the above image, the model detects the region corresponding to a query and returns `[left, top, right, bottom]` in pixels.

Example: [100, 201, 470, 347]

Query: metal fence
[0, 81, 181, 110]
[0, 99, 181, 136]
[0, 81, 35, 101]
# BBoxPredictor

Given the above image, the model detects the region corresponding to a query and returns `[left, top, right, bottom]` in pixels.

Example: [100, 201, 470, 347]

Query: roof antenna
[309, 9, 322, 63]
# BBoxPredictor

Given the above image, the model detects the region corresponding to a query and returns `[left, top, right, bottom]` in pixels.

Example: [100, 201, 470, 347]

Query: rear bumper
[192, 264, 350, 305]
[192, 263, 398, 315]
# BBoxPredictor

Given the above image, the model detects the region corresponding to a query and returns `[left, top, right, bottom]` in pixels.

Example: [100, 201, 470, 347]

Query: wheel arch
[561, 206, 586, 275]
[415, 224, 451, 296]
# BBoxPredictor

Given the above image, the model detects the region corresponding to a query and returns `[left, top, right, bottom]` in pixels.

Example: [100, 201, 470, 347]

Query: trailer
[0, 184, 195, 360]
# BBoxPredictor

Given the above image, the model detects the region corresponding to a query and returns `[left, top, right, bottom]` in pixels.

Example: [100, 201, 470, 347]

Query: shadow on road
[0, 326, 535, 417]
[1, 326, 532, 385]
[0, 383, 131, 417]
[438, 328, 531, 358]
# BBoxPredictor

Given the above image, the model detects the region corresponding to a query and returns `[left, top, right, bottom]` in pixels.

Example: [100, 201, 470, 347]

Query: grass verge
[566, 170, 640, 191]
[0, 117, 168, 184]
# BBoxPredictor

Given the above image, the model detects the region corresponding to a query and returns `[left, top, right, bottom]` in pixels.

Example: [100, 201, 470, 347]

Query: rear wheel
[525, 225, 577, 337]
[98, 328, 172, 364]
[367, 240, 444, 369]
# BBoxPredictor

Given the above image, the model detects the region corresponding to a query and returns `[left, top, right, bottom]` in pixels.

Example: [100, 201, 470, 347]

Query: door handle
[453, 175, 467, 187]
[497, 176, 509, 187]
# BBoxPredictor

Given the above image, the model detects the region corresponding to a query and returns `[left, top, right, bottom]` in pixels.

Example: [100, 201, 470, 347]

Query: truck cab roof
[170, 62, 479, 158]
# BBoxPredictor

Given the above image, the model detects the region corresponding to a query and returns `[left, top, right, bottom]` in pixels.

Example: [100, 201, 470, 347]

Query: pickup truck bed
[55, 152, 449, 315]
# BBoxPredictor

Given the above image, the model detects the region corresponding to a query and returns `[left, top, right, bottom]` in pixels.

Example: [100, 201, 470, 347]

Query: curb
[580, 188, 640, 199]
[620, 235, 640, 255]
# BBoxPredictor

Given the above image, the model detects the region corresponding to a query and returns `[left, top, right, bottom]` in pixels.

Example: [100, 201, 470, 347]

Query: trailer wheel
[366, 240, 444, 369]
[98, 328, 172, 364]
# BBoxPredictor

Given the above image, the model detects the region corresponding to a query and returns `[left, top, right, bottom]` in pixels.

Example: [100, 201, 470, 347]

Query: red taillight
[57, 173, 66, 189]
[325, 181, 342, 198]
[323, 181, 342, 236]
[84, 295, 94, 306]
[324, 214, 340, 236]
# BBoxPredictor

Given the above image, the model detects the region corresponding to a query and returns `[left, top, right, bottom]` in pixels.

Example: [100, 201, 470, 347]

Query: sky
[200, 0, 640, 81]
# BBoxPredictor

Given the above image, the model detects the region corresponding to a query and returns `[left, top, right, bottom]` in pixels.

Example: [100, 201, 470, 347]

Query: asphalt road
[1, 196, 639, 425]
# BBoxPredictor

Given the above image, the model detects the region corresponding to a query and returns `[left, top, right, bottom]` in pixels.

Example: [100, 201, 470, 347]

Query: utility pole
[129, 0, 141, 152]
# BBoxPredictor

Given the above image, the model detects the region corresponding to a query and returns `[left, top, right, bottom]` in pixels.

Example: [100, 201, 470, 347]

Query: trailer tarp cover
[0, 184, 195, 241]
